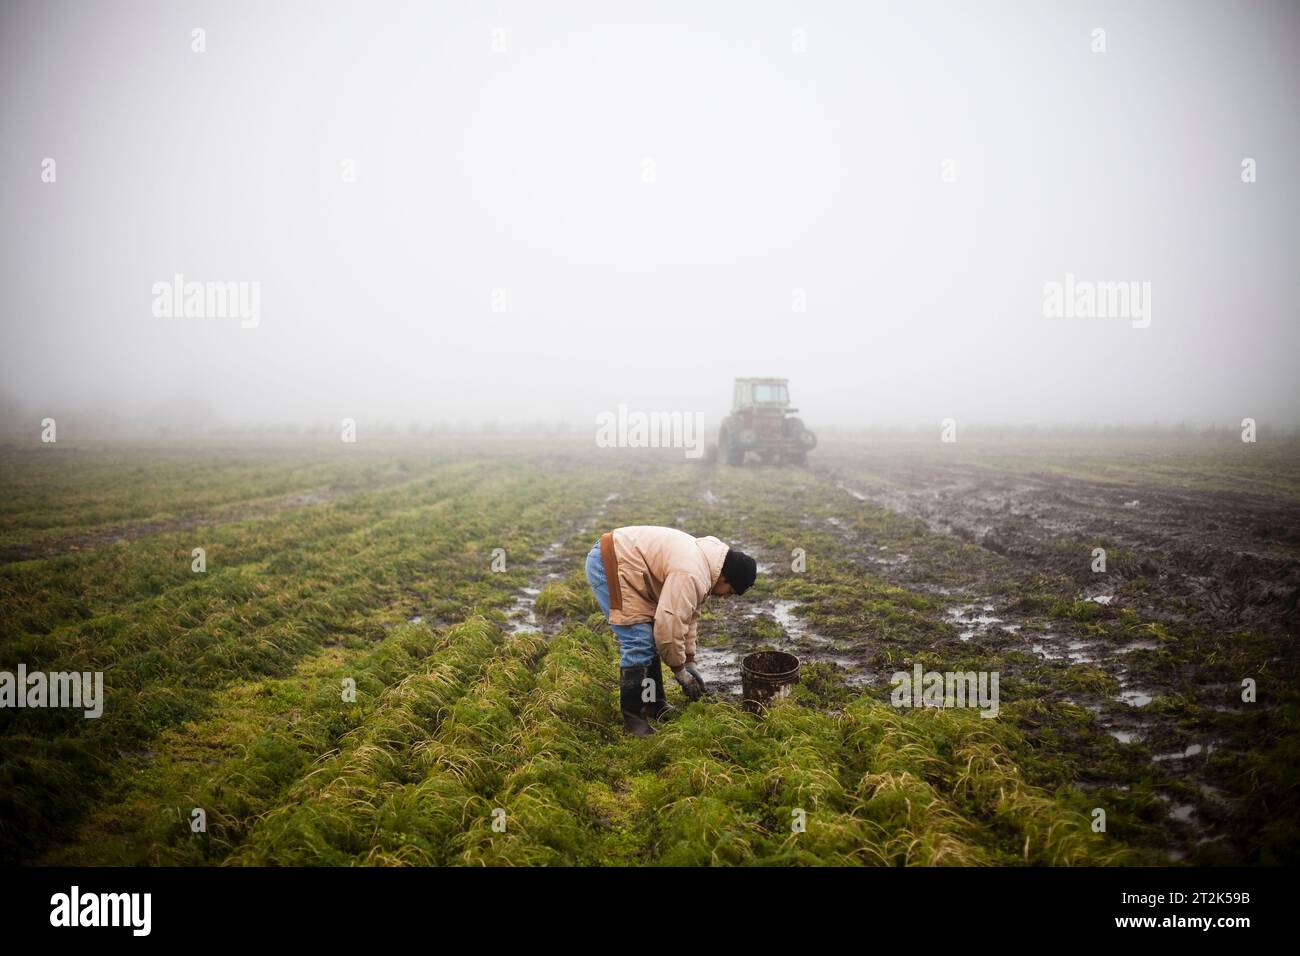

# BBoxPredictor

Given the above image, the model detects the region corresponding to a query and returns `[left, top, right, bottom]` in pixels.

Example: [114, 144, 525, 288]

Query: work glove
[673, 666, 704, 701]
[683, 663, 708, 695]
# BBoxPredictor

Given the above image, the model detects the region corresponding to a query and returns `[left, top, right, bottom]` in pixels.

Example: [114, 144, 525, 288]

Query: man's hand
[683, 663, 708, 695]
[673, 666, 704, 701]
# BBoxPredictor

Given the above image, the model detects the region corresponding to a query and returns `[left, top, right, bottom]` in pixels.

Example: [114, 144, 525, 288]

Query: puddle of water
[1198, 783, 1228, 804]
[408, 615, 423, 624]
[946, 603, 1005, 642]
[762, 602, 841, 651]
[946, 605, 1003, 626]
[1066, 640, 1097, 664]
[1030, 641, 1065, 661]
[1109, 729, 1140, 744]
[507, 608, 539, 633]
[771, 600, 807, 638]
[771, 601, 800, 629]
[692, 646, 741, 692]
[868, 551, 910, 567]
[540, 542, 566, 580]
[1089, 595, 1114, 606]
[1117, 689, 1153, 707]
[506, 585, 543, 634]
[1169, 804, 1196, 822]
[1029, 633, 1097, 664]
[841, 485, 871, 502]
[946, 606, 1003, 625]
[1152, 742, 1216, 762]
[1117, 639, 1159, 654]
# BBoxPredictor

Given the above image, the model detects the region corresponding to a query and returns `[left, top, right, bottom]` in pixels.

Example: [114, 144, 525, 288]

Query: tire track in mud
[819, 465, 1258, 710]
[816, 472, 1165, 692]
[816, 465, 1191, 681]
[502, 492, 622, 639]
[823, 461, 1300, 631]
[667, 461, 1257, 858]
[800, 464, 1255, 857]
[502, 539, 567, 637]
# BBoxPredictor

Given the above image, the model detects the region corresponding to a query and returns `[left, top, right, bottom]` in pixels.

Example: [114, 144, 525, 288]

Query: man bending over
[585, 525, 757, 736]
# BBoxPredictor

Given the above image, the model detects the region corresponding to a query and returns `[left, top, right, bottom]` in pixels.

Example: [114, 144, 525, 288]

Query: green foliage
[535, 573, 600, 619]
[5, 440, 1294, 866]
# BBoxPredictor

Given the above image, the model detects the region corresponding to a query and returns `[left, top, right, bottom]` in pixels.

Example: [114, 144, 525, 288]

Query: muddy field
[689, 437, 1300, 862]
[1, 434, 1297, 865]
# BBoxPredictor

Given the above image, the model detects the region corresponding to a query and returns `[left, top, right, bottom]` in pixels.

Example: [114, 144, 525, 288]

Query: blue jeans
[585, 541, 657, 668]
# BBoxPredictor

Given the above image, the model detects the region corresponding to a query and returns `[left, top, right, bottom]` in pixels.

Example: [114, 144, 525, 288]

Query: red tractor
[718, 377, 817, 465]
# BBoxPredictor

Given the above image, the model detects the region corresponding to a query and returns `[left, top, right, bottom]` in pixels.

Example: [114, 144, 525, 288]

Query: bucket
[741, 651, 801, 715]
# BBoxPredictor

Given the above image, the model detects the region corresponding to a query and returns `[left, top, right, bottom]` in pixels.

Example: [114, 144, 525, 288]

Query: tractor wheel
[719, 425, 745, 466]
[785, 417, 817, 452]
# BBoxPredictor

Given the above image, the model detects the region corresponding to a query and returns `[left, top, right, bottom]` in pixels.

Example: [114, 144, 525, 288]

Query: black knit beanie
[721, 549, 758, 594]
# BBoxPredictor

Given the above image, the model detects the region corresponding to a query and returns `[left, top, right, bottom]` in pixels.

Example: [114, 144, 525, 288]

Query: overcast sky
[1, 0, 1297, 430]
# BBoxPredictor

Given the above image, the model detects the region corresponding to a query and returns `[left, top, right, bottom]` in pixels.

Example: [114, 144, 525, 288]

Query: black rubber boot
[620, 666, 655, 737]
[643, 656, 677, 722]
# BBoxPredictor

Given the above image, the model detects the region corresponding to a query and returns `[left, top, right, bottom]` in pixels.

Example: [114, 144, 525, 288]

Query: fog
[2, 0, 1297, 433]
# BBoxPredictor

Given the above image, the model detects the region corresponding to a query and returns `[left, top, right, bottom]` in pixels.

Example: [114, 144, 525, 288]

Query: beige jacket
[606, 525, 729, 671]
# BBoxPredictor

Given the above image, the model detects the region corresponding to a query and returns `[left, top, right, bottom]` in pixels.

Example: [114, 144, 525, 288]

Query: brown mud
[635, 441, 1300, 863]
[816, 458, 1300, 631]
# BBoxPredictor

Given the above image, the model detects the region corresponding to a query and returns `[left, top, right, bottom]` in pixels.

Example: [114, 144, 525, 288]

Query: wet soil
[677, 443, 1300, 863]
[817, 459, 1300, 631]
